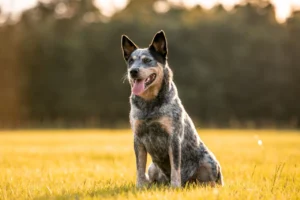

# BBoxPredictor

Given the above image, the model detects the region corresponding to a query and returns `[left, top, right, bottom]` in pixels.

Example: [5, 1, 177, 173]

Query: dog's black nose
[130, 68, 139, 78]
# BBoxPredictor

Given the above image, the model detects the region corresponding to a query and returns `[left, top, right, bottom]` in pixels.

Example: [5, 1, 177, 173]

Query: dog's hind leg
[195, 160, 224, 187]
[147, 163, 169, 185]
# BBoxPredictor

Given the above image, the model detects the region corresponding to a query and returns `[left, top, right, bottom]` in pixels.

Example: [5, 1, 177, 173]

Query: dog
[121, 30, 224, 188]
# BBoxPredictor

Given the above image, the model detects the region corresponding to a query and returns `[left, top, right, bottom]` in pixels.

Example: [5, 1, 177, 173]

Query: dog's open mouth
[145, 73, 156, 87]
[132, 73, 156, 95]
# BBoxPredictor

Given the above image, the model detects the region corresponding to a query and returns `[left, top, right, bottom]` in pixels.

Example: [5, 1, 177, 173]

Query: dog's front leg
[169, 134, 181, 187]
[134, 137, 148, 188]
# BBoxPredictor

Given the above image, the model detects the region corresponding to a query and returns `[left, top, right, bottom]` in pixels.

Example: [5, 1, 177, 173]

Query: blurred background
[0, 0, 300, 129]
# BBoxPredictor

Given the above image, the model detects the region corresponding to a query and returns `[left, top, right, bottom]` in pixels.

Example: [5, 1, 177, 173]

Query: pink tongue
[132, 79, 145, 95]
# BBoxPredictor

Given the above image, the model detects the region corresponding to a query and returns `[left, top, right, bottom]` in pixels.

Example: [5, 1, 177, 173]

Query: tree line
[0, 0, 300, 129]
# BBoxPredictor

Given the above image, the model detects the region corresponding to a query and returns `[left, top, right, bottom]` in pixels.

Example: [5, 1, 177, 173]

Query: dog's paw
[136, 183, 149, 189]
[136, 178, 150, 189]
[171, 180, 181, 188]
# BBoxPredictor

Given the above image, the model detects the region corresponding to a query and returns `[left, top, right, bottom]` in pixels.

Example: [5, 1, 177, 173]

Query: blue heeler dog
[121, 30, 224, 188]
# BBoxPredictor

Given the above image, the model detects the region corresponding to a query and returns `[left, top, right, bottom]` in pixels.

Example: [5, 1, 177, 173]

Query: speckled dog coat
[121, 30, 224, 188]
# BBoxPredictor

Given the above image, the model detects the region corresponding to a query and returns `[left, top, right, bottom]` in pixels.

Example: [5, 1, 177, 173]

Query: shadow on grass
[34, 182, 179, 200]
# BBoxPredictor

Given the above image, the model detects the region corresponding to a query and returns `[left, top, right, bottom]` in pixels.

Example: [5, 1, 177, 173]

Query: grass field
[0, 129, 299, 200]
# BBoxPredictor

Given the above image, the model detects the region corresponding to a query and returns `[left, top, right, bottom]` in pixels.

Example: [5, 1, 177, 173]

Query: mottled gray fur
[121, 30, 224, 188]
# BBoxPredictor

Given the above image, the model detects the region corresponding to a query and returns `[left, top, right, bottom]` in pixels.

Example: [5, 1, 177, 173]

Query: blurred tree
[284, 11, 300, 126]
[0, 0, 299, 128]
[0, 25, 22, 127]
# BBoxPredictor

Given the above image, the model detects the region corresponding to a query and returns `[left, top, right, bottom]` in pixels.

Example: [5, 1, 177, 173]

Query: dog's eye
[128, 58, 134, 65]
[142, 58, 151, 63]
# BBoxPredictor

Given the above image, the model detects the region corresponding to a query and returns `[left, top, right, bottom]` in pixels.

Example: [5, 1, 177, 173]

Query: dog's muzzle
[130, 68, 139, 79]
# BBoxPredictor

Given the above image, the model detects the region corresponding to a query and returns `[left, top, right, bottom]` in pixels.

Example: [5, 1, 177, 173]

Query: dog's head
[121, 30, 169, 100]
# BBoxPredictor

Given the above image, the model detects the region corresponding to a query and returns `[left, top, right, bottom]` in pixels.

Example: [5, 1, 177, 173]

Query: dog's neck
[130, 66, 176, 112]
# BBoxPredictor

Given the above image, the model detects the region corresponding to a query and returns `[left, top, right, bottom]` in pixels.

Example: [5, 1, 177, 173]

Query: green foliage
[0, 0, 300, 128]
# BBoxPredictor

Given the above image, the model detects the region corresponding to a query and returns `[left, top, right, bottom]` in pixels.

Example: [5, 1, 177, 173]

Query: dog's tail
[216, 166, 224, 186]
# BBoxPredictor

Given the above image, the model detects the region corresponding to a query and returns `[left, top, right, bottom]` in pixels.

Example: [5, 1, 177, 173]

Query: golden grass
[0, 129, 299, 200]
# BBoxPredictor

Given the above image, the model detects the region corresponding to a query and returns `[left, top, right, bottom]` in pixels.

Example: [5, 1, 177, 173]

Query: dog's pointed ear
[149, 30, 168, 58]
[121, 35, 138, 62]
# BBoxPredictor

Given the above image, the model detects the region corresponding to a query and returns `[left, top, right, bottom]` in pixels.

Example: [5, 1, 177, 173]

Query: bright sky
[0, 0, 300, 23]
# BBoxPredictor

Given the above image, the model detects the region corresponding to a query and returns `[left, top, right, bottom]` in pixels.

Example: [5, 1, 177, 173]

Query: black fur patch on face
[148, 47, 166, 65]
[128, 49, 160, 69]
